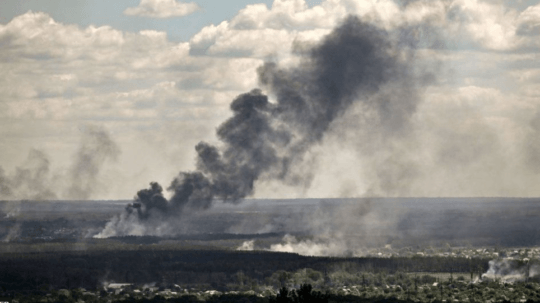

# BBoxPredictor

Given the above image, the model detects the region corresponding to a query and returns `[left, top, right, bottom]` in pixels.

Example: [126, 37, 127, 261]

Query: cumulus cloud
[0, 11, 205, 121]
[2, 0, 540, 200]
[517, 3, 540, 36]
[187, 0, 536, 58]
[229, 0, 342, 30]
[0, 11, 227, 199]
[124, 0, 200, 18]
[446, 0, 518, 50]
[189, 0, 403, 58]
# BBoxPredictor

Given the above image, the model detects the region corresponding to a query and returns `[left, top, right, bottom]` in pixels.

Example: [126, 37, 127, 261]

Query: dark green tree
[270, 284, 328, 303]
[270, 286, 290, 303]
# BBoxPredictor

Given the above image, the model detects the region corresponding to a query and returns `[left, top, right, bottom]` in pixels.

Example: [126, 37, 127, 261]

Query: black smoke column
[98, 16, 424, 237]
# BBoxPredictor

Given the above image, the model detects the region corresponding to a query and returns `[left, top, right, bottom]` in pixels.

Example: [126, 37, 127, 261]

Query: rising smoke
[482, 258, 540, 283]
[0, 149, 57, 200]
[524, 110, 540, 173]
[0, 126, 119, 201]
[97, 16, 429, 238]
[66, 126, 121, 200]
[262, 199, 404, 256]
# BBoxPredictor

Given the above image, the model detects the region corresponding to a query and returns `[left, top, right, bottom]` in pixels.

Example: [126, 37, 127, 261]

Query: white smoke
[269, 234, 353, 257]
[264, 198, 402, 257]
[94, 210, 172, 238]
[237, 240, 255, 251]
[2, 223, 21, 243]
[2, 201, 21, 218]
[482, 258, 539, 283]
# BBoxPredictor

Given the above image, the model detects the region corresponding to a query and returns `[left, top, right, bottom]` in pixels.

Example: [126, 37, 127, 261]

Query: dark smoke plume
[97, 16, 424, 237]
[66, 126, 121, 200]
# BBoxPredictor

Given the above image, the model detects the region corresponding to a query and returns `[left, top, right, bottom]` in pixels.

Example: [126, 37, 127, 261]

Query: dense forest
[0, 249, 490, 292]
[2, 199, 540, 302]
[3, 244, 540, 302]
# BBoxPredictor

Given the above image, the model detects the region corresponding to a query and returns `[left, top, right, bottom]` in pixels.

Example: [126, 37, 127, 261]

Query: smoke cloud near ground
[0, 126, 120, 201]
[97, 15, 431, 238]
[261, 199, 403, 257]
[482, 259, 540, 283]
[269, 234, 349, 257]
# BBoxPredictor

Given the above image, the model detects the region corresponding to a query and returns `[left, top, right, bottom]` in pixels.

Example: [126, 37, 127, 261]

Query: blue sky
[0, 0, 277, 41]
[1, 0, 540, 200]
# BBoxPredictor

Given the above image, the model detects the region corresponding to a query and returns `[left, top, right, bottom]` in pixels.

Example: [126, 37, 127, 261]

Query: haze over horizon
[1, 0, 540, 201]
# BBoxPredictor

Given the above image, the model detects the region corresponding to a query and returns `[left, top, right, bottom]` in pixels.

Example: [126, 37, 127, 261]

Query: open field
[3, 198, 540, 247]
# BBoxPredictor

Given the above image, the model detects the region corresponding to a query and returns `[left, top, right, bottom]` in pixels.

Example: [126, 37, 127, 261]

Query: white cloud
[0, 11, 204, 115]
[2, 1, 540, 199]
[0, 11, 228, 185]
[188, 1, 344, 58]
[229, 0, 343, 30]
[186, 0, 456, 58]
[124, 0, 200, 18]
[446, 0, 518, 50]
[189, 0, 351, 58]
[517, 3, 540, 36]
[402, 1, 447, 26]
[189, 21, 298, 58]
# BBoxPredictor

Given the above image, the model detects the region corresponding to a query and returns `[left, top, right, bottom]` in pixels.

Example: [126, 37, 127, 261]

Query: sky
[1, 0, 540, 200]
